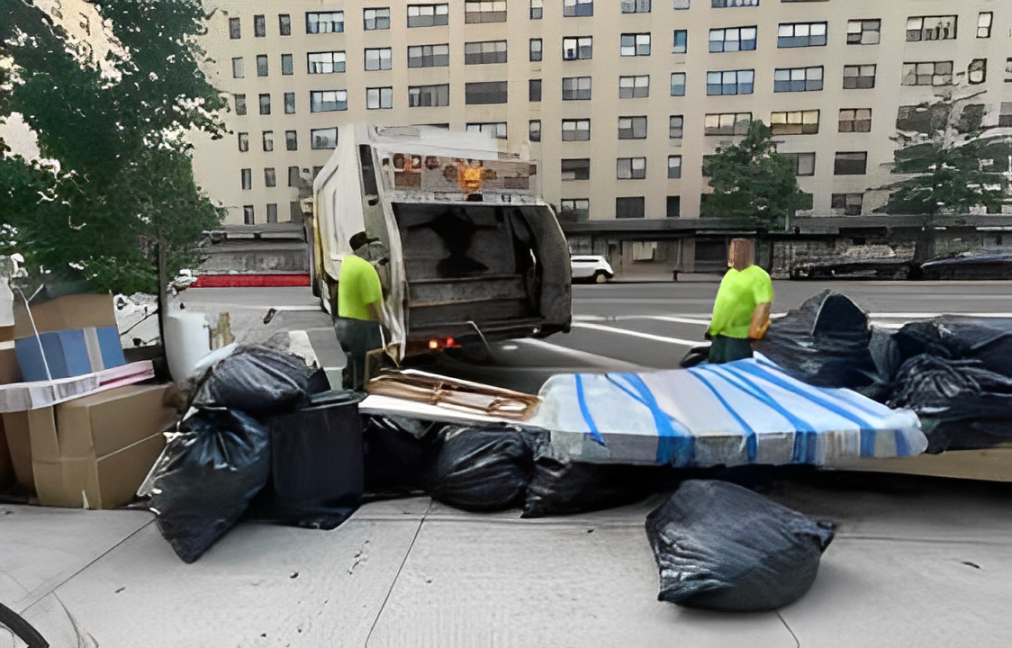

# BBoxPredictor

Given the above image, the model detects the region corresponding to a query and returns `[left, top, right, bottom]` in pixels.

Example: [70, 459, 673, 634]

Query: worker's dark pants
[708, 335, 753, 364]
[334, 318, 384, 391]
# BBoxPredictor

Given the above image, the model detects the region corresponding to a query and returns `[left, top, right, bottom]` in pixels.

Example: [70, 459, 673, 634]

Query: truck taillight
[427, 337, 461, 351]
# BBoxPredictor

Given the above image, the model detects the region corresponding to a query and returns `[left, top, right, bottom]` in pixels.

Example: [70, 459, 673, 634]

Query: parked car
[571, 255, 614, 283]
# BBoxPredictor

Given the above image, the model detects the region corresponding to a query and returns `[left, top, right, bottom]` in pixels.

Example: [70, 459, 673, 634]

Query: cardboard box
[1, 407, 53, 489]
[13, 293, 117, 339]
[0, 415, 14, 489]
[1, 344, 22, 385]
[33, 433, 165, 509]
[14, 326, 124, 382]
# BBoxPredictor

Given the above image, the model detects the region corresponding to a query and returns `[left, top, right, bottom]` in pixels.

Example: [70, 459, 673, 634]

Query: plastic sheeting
[531, 357, 926, 467]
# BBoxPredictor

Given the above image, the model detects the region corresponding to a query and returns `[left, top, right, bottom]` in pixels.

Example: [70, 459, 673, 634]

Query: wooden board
[825, 445, 1012, 482]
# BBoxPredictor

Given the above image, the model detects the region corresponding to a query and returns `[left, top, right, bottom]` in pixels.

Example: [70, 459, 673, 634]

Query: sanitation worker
[336, 231, 388, 389]
[704, 238, 774, 364]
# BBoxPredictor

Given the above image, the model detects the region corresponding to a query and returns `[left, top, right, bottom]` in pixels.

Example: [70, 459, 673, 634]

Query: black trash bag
[419, 426, 539, 512]
[890, 317, 1012, 377]
[678, 345, 711, 369]
[192, 345, 329, 417]
[646, 480, 835, 612]
[144, 409, 271, 563]
[247, 391, 366, 530]
[755, 290, 879, 390]
[363, 417, 437, 495]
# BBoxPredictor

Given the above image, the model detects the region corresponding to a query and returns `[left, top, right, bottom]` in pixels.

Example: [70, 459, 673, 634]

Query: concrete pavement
[4, 472, 1012, 647]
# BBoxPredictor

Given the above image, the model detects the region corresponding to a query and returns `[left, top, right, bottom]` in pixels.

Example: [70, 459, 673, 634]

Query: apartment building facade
[194, 0, 1012, 228]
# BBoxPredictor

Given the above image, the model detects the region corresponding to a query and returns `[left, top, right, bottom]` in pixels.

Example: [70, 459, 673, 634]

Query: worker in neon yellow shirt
[705, 238, 774, 364]
[336, 231, 388, 389]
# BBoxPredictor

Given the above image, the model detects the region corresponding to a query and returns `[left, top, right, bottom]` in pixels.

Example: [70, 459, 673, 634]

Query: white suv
[570, 255, 614, 283]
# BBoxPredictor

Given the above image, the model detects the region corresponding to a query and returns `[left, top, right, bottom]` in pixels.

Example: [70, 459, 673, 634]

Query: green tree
[0, 0, 226, 294]
[701, 120, 805, 231]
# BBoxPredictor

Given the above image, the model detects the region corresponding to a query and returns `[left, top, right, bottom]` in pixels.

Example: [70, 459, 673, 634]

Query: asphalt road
[180, 280, 1012, 393]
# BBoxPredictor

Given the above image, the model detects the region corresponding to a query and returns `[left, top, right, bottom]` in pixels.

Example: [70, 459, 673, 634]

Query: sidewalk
[3, 471, 1011, 647]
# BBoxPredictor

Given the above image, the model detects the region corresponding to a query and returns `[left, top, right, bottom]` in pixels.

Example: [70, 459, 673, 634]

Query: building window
[667, 156, 682, 179]
[622, 1, 651, 13]
[308, 52, 346, 74]
[778, 22, 827, 48]
[901, 61, 953, 86]
[906, 16, 957, 42]
[408, 4, 449, 27]
[243, 206, 254, 225]
[310, 90, 348, 112]
[279, 14, 291, 36]
[707, 70, 754, 95]
[563, 37, 593, 60]
[530, 79, 542, 102]
[408, 45, 449, 68]
[666, 196, 680, 218]
[1001, 103, 1012, 128]
[241, 168, 252, 190]
[560, 199, 590, 221]
[618, 116, 647, 139]
[262, 131, 274, 152]
[259, 94, 271, 115]
[365, 48, 393, 71]
[771, 110, 819, 135]
[409, 84, 450, 107]
[466, 122, 508, 139]
[832, 193, 863, 216]
[311, 128, 338, 149]
[774, 66, 823, 92]
[563, 76, 592, 100]
[235, 94, 246, 116]
[839, 108, 872, 133]
[783, 152, 815, 176]
[264, 168, 276, 188]
[281, 54, 293, 76]
[672, 30, 687, 54]
[465, 41, 508, 65]
[364, 8, 391, 30]
[531, 0, 543, 19]
[367, 87, 394, 109]
[465, 81, 508, 105]
[256, 55, 268, 77]
[843, 65, 876, 89]
[229, 17, 240, 39]
[284, 92, 295, 114]
[621, 75, 650, 98]
[530, 39, 543, 62]
[1006, 59, 1012, 83]
[286, 131, 297, 151]
[669, 73, 685, 97]
[231, 57, 244, 79]
[266, 203, 278, 224]
[306, 11, 344, 34]
[704, 112, 751, 136]
[847, 19, 880, 45]
[254, 15, 266, 37]
[709, 27, 757, 52]
[564, 0, 594, 17]
[529, 120, 541, 142]
[669, 115, 684, 139]
[969, 59, 987, 85]
[616, 197, 645, 219]
[674, 0, 689, 8]
[713, 0, 758, 6]
[617, 157, 647, 180]
[621, 34, 651, 57]
[562, 159, 591, 181]
[237, 132, 248, 152]
[562, 119, 591, 141]
[978, 12, 993, 39]
[465, 0, 507, 23]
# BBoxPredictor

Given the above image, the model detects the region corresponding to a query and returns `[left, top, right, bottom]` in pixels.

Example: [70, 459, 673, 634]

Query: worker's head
[350, 231, 379, 254]
[728, 239, 755, 271]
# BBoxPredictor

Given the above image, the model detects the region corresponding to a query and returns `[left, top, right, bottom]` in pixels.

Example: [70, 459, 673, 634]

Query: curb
[191, 273, 310, 288]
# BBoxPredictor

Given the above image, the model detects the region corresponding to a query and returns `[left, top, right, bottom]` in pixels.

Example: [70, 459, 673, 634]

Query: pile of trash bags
[756, 291, 1012, 453]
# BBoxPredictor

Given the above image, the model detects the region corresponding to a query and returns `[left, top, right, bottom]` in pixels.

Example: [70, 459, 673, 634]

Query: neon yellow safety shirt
[707, 265, 774, 339]
[337, 254, 383, 321]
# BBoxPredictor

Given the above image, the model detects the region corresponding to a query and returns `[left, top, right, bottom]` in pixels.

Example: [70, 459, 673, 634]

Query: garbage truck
[309, 124, 572, 359]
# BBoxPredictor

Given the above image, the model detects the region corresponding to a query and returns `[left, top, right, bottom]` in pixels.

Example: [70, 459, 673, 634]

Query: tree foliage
[700, 120, 805, 230]
[0, 0, 225, 294]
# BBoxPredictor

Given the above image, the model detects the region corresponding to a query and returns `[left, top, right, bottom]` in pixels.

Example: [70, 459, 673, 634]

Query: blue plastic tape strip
[606, 373, 694, 466]
[574, 374, 607, 446]
[686, 367, 759, 463]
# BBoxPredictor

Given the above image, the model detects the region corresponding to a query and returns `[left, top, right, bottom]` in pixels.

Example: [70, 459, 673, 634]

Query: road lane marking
[570, 322, 702, 347]
[514, 338, 641, 369]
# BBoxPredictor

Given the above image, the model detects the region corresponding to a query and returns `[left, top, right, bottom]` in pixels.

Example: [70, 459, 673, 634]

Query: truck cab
[310, 125, 572, 358]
